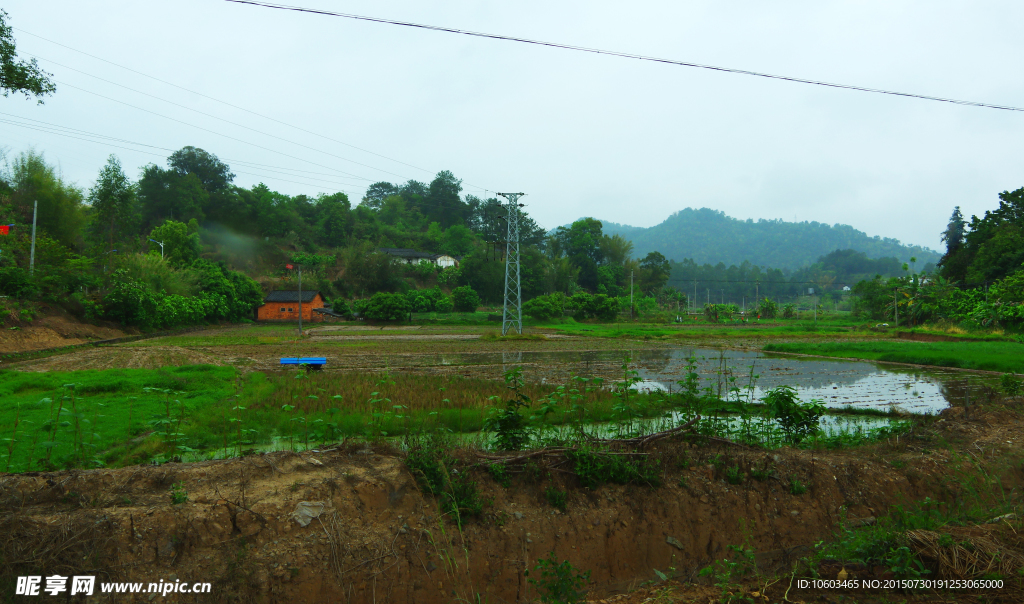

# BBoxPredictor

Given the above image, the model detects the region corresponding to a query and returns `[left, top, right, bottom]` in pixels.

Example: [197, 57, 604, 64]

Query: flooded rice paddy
[332, 348, 989, 415]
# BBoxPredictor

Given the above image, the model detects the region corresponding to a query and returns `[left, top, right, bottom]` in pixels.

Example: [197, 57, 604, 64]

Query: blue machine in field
[280, 357, 327, 370]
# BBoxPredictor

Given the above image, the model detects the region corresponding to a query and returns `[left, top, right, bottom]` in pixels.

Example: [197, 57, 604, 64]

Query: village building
[377, 247, 459, 268]
[256, 290, 327, 322]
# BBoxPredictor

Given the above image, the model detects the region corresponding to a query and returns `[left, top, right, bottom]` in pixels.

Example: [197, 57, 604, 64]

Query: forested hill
[600, 208, 940, 270]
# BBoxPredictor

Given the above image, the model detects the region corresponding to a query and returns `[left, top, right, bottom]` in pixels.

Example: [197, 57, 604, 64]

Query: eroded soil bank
[1, 406, 1020, 603]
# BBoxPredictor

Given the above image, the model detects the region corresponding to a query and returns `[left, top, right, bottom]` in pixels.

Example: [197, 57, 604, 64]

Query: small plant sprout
[170, 482, 188, 505]
[526, 553, 591, 604]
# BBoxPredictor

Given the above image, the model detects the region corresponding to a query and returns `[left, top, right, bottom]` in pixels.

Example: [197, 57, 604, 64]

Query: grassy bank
[1, 363, 916, 473]
[764, 340, 1024, 373]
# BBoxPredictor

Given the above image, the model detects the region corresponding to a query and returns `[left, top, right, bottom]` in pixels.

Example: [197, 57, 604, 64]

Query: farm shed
[257, 290, 326, 322]
[377, 247, 459, 268]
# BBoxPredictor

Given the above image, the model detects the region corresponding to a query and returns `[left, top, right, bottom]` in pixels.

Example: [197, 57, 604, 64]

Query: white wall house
[377, 248, 460, 268]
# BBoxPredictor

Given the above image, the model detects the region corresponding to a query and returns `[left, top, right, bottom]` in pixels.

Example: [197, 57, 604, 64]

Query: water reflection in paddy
[358, 348, 988, 415]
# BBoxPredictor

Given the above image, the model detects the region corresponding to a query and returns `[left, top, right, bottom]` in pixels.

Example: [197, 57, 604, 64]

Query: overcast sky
[3, 1, 1023, 251]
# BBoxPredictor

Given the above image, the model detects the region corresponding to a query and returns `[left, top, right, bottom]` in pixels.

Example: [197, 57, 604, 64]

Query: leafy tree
[554, 218, 605, 290]
[138, 165, 207, 228]
[4, 150, 85, 249]
[440, 224, 475, 257]
[638, 251, 670, 292]
[941, 187, 1024, 284]
[148, 220, 200, 267]
[0, 10, 56, 102]
[361, 182, 400, 210]
[940, 206, 966, 257]
[451, 285, 481, 312]
[363, 292, 411, 321]
[167, 146, 242, 227]
[315, 192, 351, 246]
[87, 155, 138, 253]
[426, 170, 465, 228]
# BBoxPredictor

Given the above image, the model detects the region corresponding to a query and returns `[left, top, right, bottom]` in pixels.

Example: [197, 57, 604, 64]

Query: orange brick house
[257, 290, 326, 322]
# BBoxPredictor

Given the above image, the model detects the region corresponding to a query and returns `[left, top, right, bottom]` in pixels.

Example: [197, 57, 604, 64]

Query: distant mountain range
[598, 208, 941, 270]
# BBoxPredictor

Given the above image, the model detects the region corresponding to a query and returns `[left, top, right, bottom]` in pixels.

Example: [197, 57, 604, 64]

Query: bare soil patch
[2, 407, 1021, 603]
[0, 310, 128, 354]
[7, 345, 224, 372]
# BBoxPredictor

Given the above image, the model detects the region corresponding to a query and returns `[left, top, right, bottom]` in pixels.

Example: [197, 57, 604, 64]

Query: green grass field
[764, 340, 1024, 373]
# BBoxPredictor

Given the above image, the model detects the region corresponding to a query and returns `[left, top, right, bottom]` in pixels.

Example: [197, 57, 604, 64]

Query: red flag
[285, 264, 293, 270]
[0, 225, 9, 235]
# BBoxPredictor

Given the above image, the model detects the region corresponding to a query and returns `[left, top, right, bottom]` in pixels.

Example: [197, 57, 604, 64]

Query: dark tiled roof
[377, 247, 438, 259]
[264, 290, 320, 303]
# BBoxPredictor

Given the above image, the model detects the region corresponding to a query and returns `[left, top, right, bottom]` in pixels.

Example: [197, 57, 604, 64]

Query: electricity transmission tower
[498, 192, 525, 335]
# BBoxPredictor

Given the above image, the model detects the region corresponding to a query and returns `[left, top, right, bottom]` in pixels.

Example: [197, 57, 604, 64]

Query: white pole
[29, 199, 37, 275]
[298, 266, 303, 336]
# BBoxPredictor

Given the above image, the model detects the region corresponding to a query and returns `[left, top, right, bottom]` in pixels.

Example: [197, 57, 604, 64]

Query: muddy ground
[0, 307, 128, 355]
[2, 404, 1021, 604]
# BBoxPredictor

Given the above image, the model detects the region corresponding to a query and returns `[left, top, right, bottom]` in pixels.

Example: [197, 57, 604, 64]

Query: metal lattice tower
[498, 192, 525, 335]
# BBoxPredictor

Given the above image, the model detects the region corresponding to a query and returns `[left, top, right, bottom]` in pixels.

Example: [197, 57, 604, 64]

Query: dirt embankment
[0, 307, 128, 354]
[4, 407, 1018, 604]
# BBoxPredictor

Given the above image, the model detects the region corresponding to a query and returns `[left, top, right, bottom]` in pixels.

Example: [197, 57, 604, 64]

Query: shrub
[483, 367, 533, 450]
[363, 292, 412, 321]
[763, 385, 825, 444]
[103, 269, 160, 328]
[592, 294, 621, 321]
[451, 285, 480, 312]
[1002, 373, 1022, 399]
[566, 447, 662, 489]
[544, 485, 567, 510]
[523, 295, 562, 320]
[0, 266, 35, 298]
[405, 434, 482, 525]
[756, 297, 778, 319]
[782, 303, 797, 319]
[330, 298, 352, 318]
[526, 554, 591, 604]
[434, 294, 454, 313]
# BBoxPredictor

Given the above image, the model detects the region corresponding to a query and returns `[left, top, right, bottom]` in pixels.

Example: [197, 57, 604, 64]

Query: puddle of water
[342, 348, 986, 415]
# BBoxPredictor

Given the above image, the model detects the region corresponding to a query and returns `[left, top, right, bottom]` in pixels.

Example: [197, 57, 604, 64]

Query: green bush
[0, 266, 36, 298]
[566, 447, 662, 489]
[526, 554, 591, 604]
[103, 269, 160, 328]
[756, 297, 779, 319]
[451, 285, 480, 312]
[523, 295, 562, 320]
[363, 292, 412, 321]
[763, 385, 825, 445]
[782, 303, 797, 319]
[404, 434, 482, 526]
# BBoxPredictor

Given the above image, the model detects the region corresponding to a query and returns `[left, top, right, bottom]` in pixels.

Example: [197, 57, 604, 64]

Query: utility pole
[29, 200, 37, 275]
[706, 289, 709, 306]
[298, 265, 303, 336]
[693, 279, 696, 313]
[498, 192, 525, 335]
[630, 270, 634, 321]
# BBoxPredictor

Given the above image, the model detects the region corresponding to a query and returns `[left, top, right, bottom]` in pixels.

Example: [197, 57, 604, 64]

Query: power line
[0, 116, 364, 194]
[29, 53, 419, 183]
[225, 0, 1024, 113]
[56, 80, 380, 182]
[0, 113, 367, 187]
[13, 26, 493, 195]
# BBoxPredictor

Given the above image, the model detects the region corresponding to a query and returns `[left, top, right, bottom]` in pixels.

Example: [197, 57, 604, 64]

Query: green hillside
[601, 208, 940, 270]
